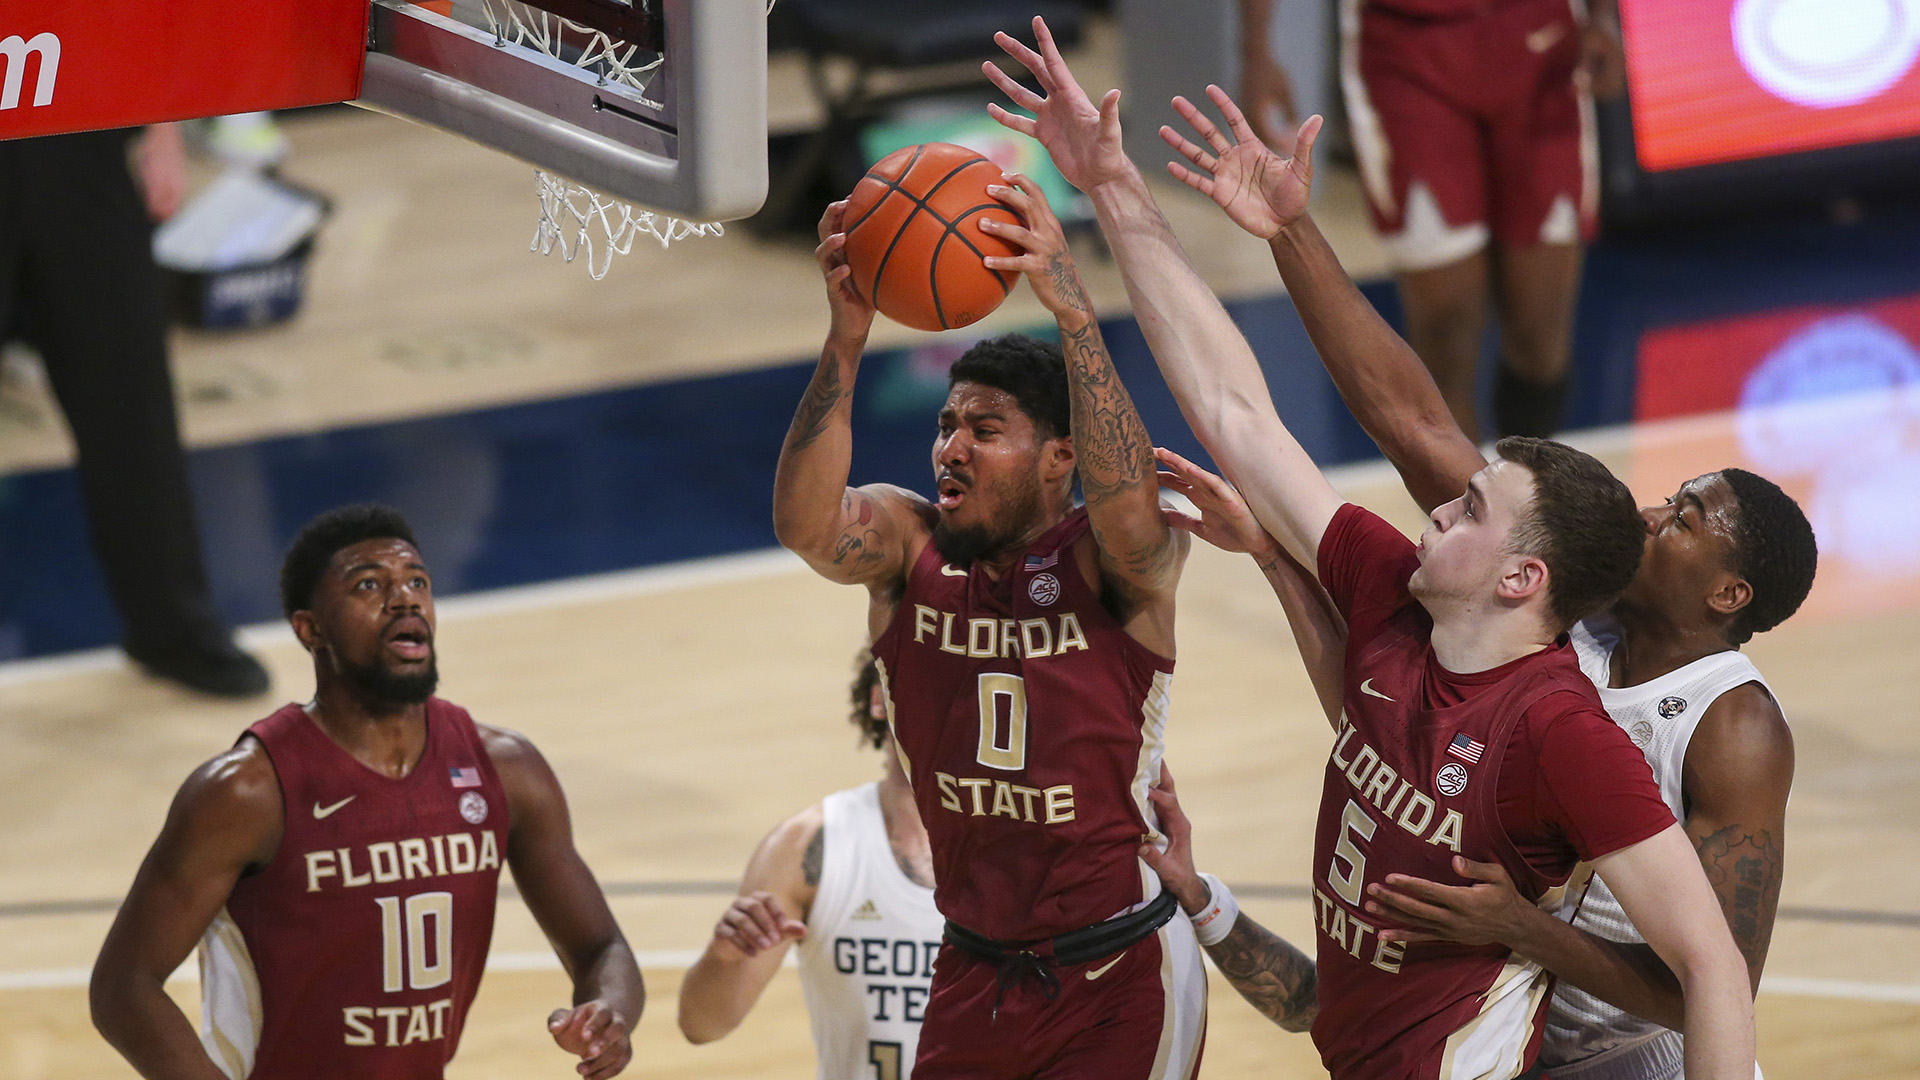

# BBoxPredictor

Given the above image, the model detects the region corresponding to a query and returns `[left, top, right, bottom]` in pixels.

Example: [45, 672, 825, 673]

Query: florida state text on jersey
[196, 699, 509, 1080]
[870, 509, 1173, 943]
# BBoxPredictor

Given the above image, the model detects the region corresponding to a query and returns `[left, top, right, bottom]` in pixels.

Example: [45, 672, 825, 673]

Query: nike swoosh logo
[1526, 24, 1565, 53]
[313, 796, 356, 819]
[1085, 952, 1126, 980]
[940, 564, 968, 577]
[1360, 678, 1395, 702]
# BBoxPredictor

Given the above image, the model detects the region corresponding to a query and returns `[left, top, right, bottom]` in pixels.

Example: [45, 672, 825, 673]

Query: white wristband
[1188, 873, 1240, 947]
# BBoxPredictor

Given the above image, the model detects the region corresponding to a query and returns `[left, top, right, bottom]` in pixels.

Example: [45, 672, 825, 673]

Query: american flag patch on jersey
[1447, 733, 1485, 764]
[1024, 551, 1058, 571]
[449, 765, 483, 788]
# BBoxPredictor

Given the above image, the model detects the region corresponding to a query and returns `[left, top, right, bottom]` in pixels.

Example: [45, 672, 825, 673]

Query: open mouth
[937, 472, 970, 511]
[385, 618, 433, 661]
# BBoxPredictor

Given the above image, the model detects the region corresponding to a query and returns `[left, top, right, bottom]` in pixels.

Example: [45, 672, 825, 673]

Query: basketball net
[479, 0, 758, 277]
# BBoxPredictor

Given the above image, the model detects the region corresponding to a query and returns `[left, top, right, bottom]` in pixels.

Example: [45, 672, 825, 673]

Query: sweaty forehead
[329, 537, 424, 573]
[1678, 472, 1741, 532]
[943, 381, 1030, 425]
[1475, 458, 1536, 512]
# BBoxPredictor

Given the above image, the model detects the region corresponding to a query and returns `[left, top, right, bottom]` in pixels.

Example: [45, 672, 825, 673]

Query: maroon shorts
[1342, 0, 1597, 271]
[912, 914, 1206, 1080]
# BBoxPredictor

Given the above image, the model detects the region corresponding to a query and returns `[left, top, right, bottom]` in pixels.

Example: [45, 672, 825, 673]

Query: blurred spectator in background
[1239, 0, 1625, 440]
[0, 125, 269, 696]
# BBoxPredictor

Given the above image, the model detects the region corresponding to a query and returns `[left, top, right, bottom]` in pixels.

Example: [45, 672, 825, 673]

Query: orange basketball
[841, 143, 1024, 333]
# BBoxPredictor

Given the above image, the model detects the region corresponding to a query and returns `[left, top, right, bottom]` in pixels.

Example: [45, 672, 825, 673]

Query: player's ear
[1707, 572, 1752, 619]
[289, 610, 323, 654]
[1044, 433, 1075, 482]
[1497, 554, 1549, 605]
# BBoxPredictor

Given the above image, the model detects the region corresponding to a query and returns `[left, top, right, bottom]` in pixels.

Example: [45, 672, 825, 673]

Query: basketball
[840, 143, 1025, 333]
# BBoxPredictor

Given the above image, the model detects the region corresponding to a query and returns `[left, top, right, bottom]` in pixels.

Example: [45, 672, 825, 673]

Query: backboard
[1, 0, 767, 223]
[359, 0, 769, 221]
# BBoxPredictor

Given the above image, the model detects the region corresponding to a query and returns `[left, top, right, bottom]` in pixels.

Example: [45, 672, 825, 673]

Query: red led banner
[1623, 0, 1920, 171]
[0, 0, 367, 140]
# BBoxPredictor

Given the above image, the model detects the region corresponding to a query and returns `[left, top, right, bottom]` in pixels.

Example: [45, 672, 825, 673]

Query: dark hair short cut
[850, 650, 886, 749]
[280, 504, 419, 618]
[948, 334, 1071, 441]
[1495, 437, 1644, 631]
[1719, 468, 1817, 645]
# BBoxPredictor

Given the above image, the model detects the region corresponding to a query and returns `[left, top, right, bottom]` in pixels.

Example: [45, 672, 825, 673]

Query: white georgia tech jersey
[1542, 615, 1777, 1078]
[796, 782, 944, 1080]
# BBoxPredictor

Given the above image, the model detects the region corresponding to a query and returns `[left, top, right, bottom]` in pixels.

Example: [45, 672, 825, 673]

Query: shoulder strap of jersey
[807, 785, 872, 938]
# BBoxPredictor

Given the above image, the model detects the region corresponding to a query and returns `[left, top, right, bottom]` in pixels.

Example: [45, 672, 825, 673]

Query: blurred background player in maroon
[1238, 0, 1626, 439]
[89, 504, 642, 1080]
[772, 168, 1204, 1074]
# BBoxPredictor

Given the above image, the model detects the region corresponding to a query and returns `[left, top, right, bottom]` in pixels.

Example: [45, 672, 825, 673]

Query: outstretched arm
[986, 18, 1343, 572]
[981, 174, 1187, 628]
[492, 729, 643, 1080]
[1155, 447, 1346, 726]
[1160, 87, 1486, 514]
[773, 202, 932, 588]
[1139, 767, 1317, 1032]
[91, 745, 282, 1080]
[678, 807, 818, 1043]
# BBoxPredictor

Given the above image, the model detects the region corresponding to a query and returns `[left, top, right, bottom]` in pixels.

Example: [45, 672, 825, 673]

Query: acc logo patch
[1028, 572, 1061, 606]
[459, 791, 489, 824]
[1657, 696, 1688, 720]
[1628, 720, 1656, 749]
[1435, 761, 1470, 797]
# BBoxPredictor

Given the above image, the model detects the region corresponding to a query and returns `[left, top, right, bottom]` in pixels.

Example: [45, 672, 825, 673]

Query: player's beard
[341, 652, 440, 706]
[932, 472, 1046, 566]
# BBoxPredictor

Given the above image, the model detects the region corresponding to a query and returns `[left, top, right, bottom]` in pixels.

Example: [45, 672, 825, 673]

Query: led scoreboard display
[1622, 0, 1920, 171]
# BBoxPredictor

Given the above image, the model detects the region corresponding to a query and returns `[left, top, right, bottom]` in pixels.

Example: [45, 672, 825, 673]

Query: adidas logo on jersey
[851, 899, 882, 921]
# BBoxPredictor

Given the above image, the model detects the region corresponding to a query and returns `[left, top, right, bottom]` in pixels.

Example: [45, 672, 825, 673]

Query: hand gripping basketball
[978, 176, 1093, 323]
[839, 143, 1026, 332]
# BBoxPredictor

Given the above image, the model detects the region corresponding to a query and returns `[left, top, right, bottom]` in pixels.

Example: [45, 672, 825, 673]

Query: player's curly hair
[948, 333, 1072, 441]
[1720, 468, 1818, 644]
[280, 504, 419, 618]
[849, 649, 887, 750]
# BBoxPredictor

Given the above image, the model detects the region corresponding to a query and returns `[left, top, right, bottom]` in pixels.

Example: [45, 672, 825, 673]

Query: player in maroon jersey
[774, 167, 1204, 1072]
[1238, 0, 1624, 441]
[1156, 80, 1815, 1080]
[988, 18, 1755, 1080]
[91, 504, 642, 1080]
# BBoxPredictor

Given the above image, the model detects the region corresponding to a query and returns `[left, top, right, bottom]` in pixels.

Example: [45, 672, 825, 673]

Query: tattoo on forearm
[1061, 317, 1175, 582]
[786, 354, 851, 452]
[1694, 823, 1782, 978]
[1048, 252, 1091, 315]
[802, 826, 824, 888]
[1206, 914, 1319, 1032]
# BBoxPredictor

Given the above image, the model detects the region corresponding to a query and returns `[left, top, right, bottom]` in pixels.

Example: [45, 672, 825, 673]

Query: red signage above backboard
[0, 0, 367, 140]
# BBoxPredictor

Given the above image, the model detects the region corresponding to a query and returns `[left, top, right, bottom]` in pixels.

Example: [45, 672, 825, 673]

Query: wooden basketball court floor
[3, 22, 1919, 1080]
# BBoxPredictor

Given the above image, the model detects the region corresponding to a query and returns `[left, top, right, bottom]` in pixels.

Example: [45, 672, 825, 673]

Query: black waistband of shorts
[944, 889, 1180, 968]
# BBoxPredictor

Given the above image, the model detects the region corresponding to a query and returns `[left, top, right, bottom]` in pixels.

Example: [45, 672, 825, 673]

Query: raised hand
[1159, 85, 1322, 240]
[1365, 856, 1534, 947]
[712, 890, 808, 959]
[979, 174, 1093, 322]
[983, 16, 1132, 193]
[547, 1000, 634, 1079]
[815, 200, 875, 341]
[1155, 446, 1282, 559]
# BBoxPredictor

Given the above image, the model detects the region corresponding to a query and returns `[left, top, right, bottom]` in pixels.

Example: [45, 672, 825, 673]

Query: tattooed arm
[1139, 767, 1318, 1032]
[982, 175, 1187, 645]
[773, 201, 932, 588]
[678, 806, 821, 1044]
